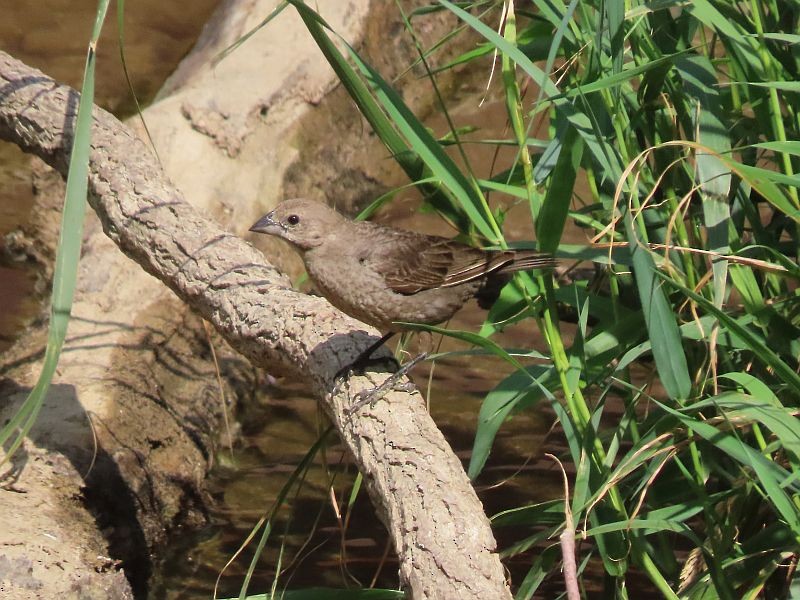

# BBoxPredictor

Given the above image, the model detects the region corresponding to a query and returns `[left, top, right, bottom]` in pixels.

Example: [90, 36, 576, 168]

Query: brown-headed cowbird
[250, 199, 554, 344]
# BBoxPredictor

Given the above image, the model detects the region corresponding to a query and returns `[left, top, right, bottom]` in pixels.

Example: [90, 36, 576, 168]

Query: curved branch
[0, 51, 511, 599]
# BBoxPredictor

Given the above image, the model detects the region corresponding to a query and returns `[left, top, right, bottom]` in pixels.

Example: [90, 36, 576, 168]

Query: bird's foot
[344, 352, 428, 416]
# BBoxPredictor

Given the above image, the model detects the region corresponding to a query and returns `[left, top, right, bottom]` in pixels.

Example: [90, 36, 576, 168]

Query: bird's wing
[365, 226, 498, 294]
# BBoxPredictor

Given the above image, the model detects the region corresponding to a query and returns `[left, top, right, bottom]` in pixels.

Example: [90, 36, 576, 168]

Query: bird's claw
[344, 353, 428, 416]
[334, 355, 399, 383]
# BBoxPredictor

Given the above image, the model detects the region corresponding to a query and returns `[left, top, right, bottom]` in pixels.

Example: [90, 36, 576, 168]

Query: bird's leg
[334, 331, 398, 381]
[345, 352, 428, 416]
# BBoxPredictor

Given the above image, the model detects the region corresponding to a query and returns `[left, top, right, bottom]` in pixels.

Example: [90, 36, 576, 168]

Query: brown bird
[250, 198, 554, 366]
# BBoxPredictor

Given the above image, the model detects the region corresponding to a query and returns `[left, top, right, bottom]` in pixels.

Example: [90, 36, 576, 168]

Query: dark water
[0, 143, 41, 352]
[151, 332, 562, 599]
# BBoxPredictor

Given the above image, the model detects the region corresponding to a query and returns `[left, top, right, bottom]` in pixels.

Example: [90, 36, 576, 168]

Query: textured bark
[0, 38, 511, 600]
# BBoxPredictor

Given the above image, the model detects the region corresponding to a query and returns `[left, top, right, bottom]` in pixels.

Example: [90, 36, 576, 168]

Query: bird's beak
[249, 211, 280, 234]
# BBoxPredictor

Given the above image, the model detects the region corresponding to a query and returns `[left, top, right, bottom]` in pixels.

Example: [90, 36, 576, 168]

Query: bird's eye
[286, 215, 300, 226]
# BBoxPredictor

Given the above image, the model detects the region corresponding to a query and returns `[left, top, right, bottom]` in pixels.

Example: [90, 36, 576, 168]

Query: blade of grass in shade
[536, 125, 583, 254]
[570, 430, 592, 521]
[501, 523, 563, 558]
[733, 245, 800, 278]
[514, 544, 561, 600]
[624, 312, 782, 364]
[736, 81, 800, 93]
[605, 0, 625, 79]
[479, 280, 538, 338]
[687, 0, 762, 74]
[288, 0, 486, 237]
[213, 1, 289, 65]
[656, 140, 799, 221]
[721, 372, 780, 406]
[531, 0, 577, 45]
[554, 399, 631, 579]
[586, 519, 702, 544]
[444, 0, 628, 192]
[531, 130, 564, 185]
[676, 55, 732, 309]
[354, 177, 438, 221]
[697, 392, 800, 466]
[536, 0, 579, 111]
[394, 3, 492, 80]
[508, 0, 577, 206]
[396, 323, 541, 374]
[116, 0, 159, 160]
[550, 49, 691, 101]
[657, 271, 800, 396]
[733, 163, 800, 206]
[624, 214, 692, 402]
[690, 0, 799, 207]
[469, 365, 556, 479]
[492, 499, 565, 527]
[728, 264, 770, 326]
[342, 46, 501, 243]
[436, 1, 627, 182]
[284, 1, 419, 178]
[752, 141, 800, 155]
[431, 18, 555, 75]
[500, 1, 536, 211]
[437, 0, 559, 97]
[750, 33, 800, 44]
[0, 0, 110, 465]
[656, 400, 800, 540]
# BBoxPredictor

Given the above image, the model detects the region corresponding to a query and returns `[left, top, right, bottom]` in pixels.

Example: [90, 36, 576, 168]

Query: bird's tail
[497, 250, 557, 274]
[475, 250, 556, 309]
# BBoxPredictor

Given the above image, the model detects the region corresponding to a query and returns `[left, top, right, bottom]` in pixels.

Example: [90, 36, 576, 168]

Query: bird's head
[249, 198, 346, 251]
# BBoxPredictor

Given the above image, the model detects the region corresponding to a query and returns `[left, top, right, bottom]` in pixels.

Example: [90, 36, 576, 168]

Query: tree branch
[0, 50, 511, 600]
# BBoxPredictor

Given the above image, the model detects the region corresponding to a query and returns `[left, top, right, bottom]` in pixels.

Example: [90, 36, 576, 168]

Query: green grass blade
[553, 51, 692, 99]
[236, 427, 335, 599]
[657, 401, 800, 540]
[437, 0, 560, 97]
[657, 272, 800, 396]
[0, 0, 110, 463]
[624, 214, 692, 402]
[284, 1, 419, 177]
[469, 365, 555, 479]
[343, 47, 500, 242]
[288, 0, 501, 241]
[214, 2, 289, 65]
[752, 141, 800, 156]
[536, 125, 583, 253]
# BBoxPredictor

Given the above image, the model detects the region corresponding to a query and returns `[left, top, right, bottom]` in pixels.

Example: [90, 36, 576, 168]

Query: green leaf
[343, 46, 500, 242]
[437, 0, 560, 97]
[514, 544, 561, 600]
[753, 141, 800, 156]
[0, 0, 110, 464]
[737, 81, 800, 92]
[624, 214, 692, 401]
[658, 272, 800, 396]
[536, 125, 583, 253]
[469, 364, 555, 479]
[492, 499, 564, 526]
[657, 400, 800, 540]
